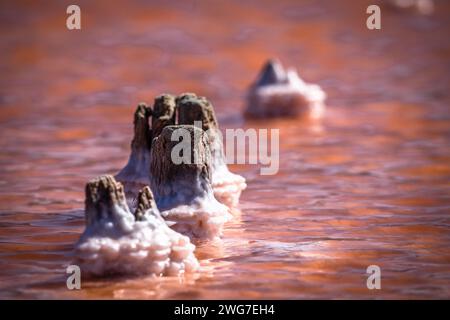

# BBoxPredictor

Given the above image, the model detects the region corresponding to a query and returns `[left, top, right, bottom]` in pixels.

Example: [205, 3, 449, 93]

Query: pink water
[0, 0, 449, 299]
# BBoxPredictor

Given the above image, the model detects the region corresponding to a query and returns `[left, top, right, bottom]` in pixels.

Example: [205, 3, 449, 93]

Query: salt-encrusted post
[115, 103, 153, 187]
[176, 93, 246, 208]
[151, 94, 176, 138]
[150, 125, 212, 209]
[84, 175, 132, 226]
[149, 124, 230, 239]
[133, 186, 161, 221]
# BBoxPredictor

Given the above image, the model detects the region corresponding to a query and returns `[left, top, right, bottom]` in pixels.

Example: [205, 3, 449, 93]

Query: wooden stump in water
[149, 125, 231, 239]
[84, 175, 130, 226]
[151, 94, 176, 138]
[150, 125, 212, 209]
[116, 92, 245, 209]
[176, 93, 226, 167]
[251, 59, 287, 87]
[131, 102, 153, 152]
[78, 175, 200, 276]
[134, 186, 160, 221]
[115, 103, 153, 185]
[176, 93, 246, 208]
[246, 59, 326, 119]
[176, 93, 219, 131]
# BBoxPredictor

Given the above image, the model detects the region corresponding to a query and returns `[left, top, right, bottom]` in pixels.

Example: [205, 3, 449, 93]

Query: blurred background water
[0, 0, 449, 299]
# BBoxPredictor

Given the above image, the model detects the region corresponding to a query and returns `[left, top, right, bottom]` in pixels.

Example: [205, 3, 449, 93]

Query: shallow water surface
[0, 0, 449, 299]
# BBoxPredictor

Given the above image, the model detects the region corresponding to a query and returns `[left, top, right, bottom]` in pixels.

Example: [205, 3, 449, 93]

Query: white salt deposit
[160, 194, 232, 240]
[246, 59, 326, 119]
[207, 126, 246, 208]
[74, 176, 199, 276]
